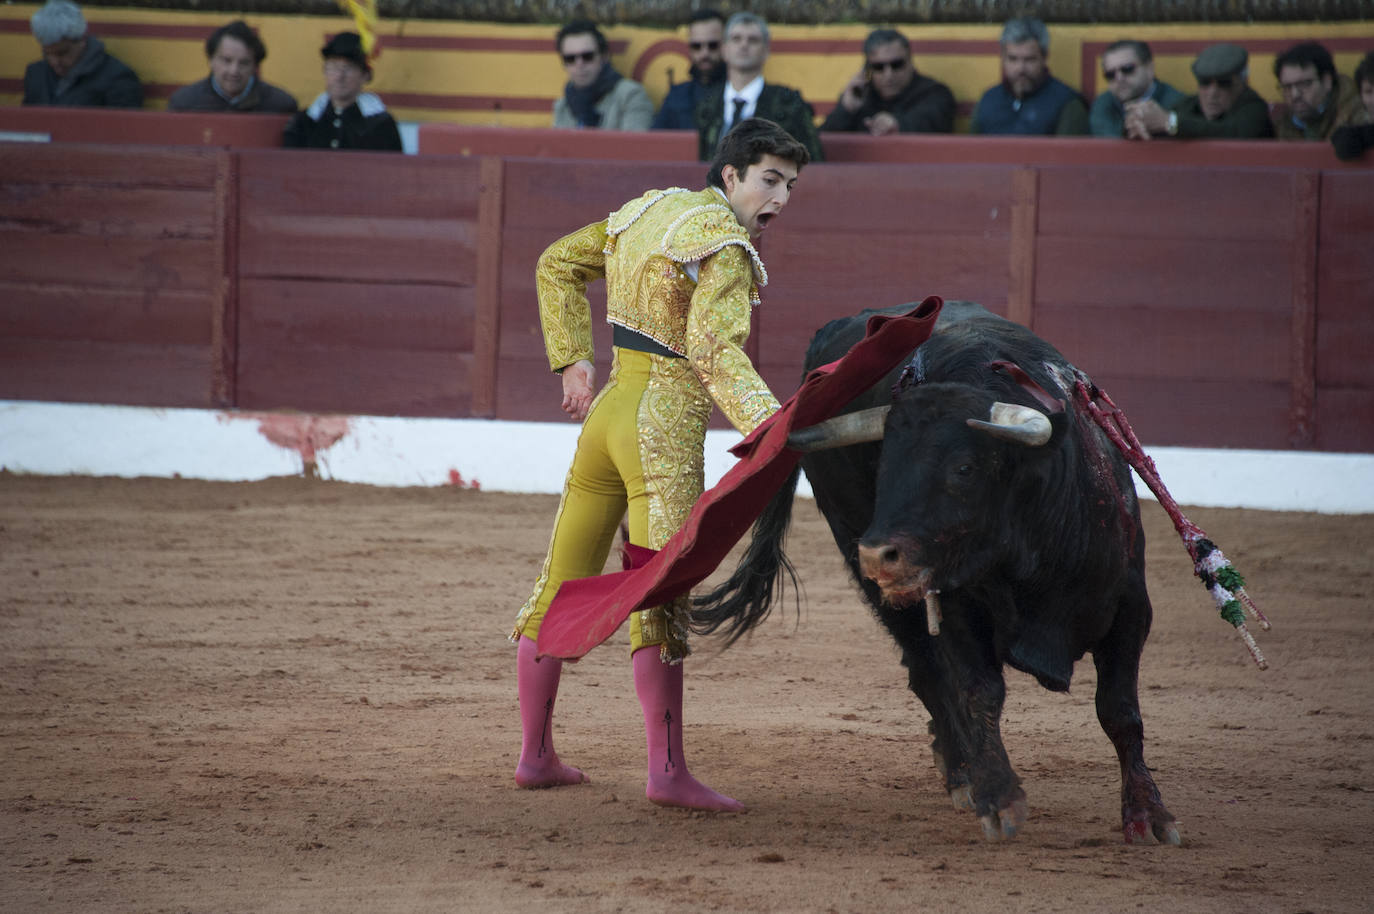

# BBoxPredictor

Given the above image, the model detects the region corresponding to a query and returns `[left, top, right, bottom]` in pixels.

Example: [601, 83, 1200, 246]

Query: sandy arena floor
[2, 473, 1371, 913]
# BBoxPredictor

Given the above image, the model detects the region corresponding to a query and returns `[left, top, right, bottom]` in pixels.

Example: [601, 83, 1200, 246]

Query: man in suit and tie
[693, 12, 822, 162]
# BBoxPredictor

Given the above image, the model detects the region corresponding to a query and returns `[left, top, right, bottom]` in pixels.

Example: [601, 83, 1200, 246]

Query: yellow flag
[336, 0, 379, 57]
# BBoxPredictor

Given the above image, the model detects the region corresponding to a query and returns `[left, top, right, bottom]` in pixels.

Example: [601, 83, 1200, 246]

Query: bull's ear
[966, 402, 1052, 447]
[787, 405, 891, 452]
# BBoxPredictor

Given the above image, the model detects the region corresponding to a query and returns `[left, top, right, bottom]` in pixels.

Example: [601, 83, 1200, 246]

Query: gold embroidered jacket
[535, 187, 779, 434]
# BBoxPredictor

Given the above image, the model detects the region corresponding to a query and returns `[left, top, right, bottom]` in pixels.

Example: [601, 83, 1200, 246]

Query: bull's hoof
[1123, 815, 1182, 846]
[978, 798, 1028, 840]
[949, 785, 974, 811]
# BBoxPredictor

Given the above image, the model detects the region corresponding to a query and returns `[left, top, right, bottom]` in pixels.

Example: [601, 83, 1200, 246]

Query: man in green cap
[1124, 42, 1274, 140]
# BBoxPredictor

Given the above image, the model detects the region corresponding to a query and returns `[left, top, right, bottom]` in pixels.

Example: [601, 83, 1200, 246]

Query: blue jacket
[653, 79, 712, 130]
[972, 76, 1086, 135]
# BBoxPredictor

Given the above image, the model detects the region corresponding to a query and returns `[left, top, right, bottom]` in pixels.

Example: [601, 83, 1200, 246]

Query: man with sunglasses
[652, 9, 726, 130]
[1088, 40, 1183, 138]
[1125, 43, 1273, 140]
[1270, 42, 1366, 142]
[552, 19, 653, 131]
[820, 28, 954, 135]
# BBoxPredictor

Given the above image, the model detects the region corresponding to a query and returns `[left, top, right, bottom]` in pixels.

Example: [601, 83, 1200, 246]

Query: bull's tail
[689, 465, 803, 647]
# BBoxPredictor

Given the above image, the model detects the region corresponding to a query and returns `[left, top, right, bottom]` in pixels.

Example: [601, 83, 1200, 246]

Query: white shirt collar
[723, 75, 765, 125]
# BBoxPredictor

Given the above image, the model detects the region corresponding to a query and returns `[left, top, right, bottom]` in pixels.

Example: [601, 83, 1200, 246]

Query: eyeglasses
[561, 51, 598, 65]
[867, 58, 908, 74]
[1103, 62, 1138, 80]
[1278, 76, 1318, 94]
[1198, 76, 1235, 89]
[688, 40, 720, 51]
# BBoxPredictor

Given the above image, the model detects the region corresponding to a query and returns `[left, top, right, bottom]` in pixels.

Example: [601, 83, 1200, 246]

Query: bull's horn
[787, 405, 891, 452]
[966, 402, 1052, 447]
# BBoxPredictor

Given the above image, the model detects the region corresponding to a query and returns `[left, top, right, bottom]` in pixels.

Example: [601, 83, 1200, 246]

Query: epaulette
[607, 188, 692, 236]
[660, 203, 767, 287]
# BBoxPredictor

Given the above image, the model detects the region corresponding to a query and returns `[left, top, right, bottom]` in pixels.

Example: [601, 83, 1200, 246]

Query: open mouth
[756, 212, 775, 231]
[880, 566, 934, 608]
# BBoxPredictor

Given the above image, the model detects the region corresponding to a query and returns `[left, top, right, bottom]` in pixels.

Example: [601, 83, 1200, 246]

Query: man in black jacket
[22, 0, 142, 108]
[821, 29, 954, 135]
[283, 32, 401, 152]
[694, 12, 822, 162]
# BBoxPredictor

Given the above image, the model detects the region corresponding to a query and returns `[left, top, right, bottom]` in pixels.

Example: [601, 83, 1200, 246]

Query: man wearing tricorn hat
[283, 31, 402, 151]
[1125, 42, 1274, 140]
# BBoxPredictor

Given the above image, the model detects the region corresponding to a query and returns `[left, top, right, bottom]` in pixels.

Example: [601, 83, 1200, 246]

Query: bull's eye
[956, 463, 973, 477]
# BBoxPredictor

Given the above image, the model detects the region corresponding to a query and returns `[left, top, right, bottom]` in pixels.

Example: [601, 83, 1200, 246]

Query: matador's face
[722, 154, 799, 239]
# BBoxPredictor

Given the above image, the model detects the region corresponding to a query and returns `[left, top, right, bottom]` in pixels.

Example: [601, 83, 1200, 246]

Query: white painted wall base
[2, 400, 1371, 513]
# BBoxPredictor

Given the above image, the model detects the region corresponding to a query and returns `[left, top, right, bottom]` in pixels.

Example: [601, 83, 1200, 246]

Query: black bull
[691, 301, 1180, 845]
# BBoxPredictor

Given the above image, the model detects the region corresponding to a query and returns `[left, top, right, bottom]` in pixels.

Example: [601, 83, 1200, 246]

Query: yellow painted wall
[2, 5, 1371, 130]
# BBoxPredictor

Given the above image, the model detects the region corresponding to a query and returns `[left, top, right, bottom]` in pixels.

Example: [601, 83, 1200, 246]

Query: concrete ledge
[3, 400, 1371, 513]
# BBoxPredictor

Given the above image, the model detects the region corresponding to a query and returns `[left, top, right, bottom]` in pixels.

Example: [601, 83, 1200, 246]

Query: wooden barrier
[1, 135, 1371, 452]
[0, 106, 290, 147]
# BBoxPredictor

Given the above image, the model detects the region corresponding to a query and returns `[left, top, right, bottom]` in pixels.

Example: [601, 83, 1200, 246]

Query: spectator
[552, 19, 653, 130]
[283, 32, 401, 151]
[1125, 43, 1275, 140]
[22, 0, 142, 108]
[820, 28, 955, 135]
[695, 12, 823, 162]
[1089, 40, 1185, 138]
[168, 21, 297, 113]
[1332, 52, 1374, 160]
[652, 9, 726, 130]
[971, 17, 1087, 135]
[1271, 42, 1365, 141]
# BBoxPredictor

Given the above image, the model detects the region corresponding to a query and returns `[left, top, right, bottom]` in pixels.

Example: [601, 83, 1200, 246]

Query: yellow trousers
[512, 347, 713, 661]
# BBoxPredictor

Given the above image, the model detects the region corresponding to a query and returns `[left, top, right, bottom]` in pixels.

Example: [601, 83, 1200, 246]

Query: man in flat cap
[1125, 43, 1273, 140]
[283, 32, 402, 151]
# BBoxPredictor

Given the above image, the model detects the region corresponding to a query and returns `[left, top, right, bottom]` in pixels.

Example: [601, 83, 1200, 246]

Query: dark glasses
[1103, 62, 1138, 80]
[867, 58, 908, 74]
[689, 40, 720, 51]
[561, 51, 597, 65]
[1198, 76, 1235, 89]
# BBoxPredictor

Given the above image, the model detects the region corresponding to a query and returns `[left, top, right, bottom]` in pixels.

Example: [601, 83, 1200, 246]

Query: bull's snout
[857, 542, 905, 586]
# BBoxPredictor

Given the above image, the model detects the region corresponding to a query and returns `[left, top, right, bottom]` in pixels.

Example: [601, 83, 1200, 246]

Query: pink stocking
[515, 635, 587, 788]
[633, 647, 744, 811]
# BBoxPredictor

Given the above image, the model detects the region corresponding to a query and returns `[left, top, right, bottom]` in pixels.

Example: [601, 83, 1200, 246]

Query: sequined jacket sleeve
[535, 220, 608, 371]
[685, 244, 781, 435]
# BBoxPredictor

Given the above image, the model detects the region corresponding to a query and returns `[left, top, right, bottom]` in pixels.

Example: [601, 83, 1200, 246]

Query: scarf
[563, 62, 622, 128]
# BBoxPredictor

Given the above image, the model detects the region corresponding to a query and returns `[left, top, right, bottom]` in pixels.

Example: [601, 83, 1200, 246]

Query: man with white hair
[23, 0, 142, 107]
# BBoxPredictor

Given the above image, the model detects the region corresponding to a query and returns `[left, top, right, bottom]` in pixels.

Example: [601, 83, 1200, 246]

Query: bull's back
[803, 300, 1046, 411]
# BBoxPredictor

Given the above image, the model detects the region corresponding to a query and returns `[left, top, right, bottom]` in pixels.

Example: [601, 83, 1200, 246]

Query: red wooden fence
[2, 127, 1370, 452]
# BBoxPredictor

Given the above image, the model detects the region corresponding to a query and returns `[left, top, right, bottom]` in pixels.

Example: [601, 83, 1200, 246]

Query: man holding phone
[821, 28, 955, 135]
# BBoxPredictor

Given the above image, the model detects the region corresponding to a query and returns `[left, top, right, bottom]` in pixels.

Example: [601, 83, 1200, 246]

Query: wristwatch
[1166, 111, 1179, 136]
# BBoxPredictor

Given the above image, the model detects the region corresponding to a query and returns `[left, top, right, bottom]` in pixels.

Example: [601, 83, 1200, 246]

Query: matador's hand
[561, 359, 596, 421]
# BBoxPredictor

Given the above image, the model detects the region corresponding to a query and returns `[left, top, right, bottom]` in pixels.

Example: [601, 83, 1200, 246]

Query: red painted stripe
[376, 35, 628, 54]
[383, 92, 553, 113]
[772, 38, 1004, 55]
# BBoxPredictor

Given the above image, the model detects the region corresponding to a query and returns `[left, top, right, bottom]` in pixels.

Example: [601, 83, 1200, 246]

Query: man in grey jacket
[552, 19, 653, 131]
[168, 20, 297, 113]
[23, 0, 142, 107]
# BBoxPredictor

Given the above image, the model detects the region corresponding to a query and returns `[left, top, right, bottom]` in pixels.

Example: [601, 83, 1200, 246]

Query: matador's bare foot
[646, 770, 744, 811]
[515, 757, 589, 789]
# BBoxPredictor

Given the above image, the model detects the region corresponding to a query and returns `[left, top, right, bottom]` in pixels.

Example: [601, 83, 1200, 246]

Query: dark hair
[863, 28, 910, 59]
[1355, 51, 1374, 92]
[1274, 42, 1335, 81]
[1103, 39, 1152, 64]
[207, 20, 266, 65]
[688, 9, 725, 28]
[706, 117, 810, 190]
[556, 18, 607, 55]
